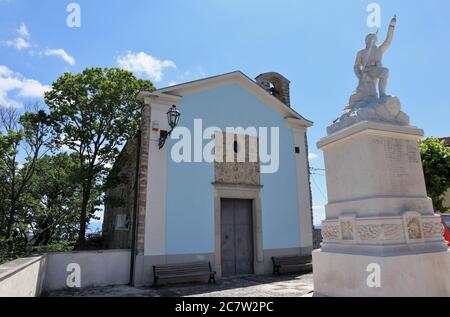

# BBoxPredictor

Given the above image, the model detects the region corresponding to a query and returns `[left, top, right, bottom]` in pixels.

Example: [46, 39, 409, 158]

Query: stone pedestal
[313, 250, 450, 297]
[313, 120, 450, 297]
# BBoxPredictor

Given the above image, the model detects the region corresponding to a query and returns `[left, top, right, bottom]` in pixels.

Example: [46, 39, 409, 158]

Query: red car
[441, 214, 450, 247]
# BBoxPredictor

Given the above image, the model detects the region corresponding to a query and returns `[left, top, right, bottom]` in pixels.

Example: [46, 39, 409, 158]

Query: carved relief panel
[214, 132, 261, 186]
[403, 212, 424, 243]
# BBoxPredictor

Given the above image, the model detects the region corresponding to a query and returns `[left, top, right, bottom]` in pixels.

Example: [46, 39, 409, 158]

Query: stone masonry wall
[136, 104, 151, 255]
[102, 139, 137, 249]
[102, 104, 151, 253]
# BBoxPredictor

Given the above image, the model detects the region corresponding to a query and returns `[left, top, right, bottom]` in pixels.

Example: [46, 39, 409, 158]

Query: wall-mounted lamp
[158, 105, 181, 150]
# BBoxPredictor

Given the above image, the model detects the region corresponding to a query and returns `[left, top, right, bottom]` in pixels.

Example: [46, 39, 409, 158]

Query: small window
[295, 147, 300, 154]
[115, 214, 130, 231]
[233, 141, 239, 154]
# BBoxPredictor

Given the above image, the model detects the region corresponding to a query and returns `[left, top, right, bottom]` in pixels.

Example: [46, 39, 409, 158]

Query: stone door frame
[213, 183, 264, 277]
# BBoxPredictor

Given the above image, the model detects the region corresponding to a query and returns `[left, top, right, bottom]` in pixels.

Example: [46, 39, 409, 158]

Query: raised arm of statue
[380, 15, 397, 53]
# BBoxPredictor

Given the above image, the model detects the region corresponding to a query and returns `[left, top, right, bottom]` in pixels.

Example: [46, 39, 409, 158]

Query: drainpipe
[129, 129, 141, 286]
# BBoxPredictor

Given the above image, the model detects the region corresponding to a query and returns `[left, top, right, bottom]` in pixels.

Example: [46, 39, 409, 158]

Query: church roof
[137, 71, 313, 128]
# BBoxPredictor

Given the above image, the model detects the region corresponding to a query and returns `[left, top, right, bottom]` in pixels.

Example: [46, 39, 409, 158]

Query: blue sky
[1, 0, 449, 227]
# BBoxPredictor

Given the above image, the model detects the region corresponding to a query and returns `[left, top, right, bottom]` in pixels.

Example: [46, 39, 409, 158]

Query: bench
[272, 255, 313, 275]
[153, 261, 216, 286]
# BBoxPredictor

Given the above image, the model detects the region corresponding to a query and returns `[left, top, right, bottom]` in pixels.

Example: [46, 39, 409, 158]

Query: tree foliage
[44, 67, 154, 247]
[27, 153, 82, 245]
[0, 105, 53, 262]
[0, 106, 51, 244]
[0, 67, 154, 263]
[419, 137, 450, 212]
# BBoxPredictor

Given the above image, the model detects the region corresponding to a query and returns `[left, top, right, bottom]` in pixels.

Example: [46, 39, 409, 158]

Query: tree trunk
[6, 173, 16, 252]
[5, 166, 16, 239]
[77, 185, 91, 248]
[5, 208, 15, 240]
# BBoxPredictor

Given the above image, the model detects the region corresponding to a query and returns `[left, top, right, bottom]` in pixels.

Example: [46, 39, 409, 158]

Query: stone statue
[353, 16, 396, 101]
[328, 15, 410, 135]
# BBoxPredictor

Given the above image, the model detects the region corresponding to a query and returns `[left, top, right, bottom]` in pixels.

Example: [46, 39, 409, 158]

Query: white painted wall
[44, 250, 130, 292]
[0, 255, 47, 297]
[144, 102, 170, 256]
[291, 127, 314, 248]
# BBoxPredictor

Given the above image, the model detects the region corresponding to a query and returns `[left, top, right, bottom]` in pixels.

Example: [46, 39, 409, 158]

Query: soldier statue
[350, 15, 397, 106]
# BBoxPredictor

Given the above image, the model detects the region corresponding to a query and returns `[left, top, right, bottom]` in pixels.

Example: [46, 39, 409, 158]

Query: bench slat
[273, 256, 312, 265]
[153, 261, 216, 286]
[272, 255, 313, 275]
[156, 270, 211, 275]
[156, 272, 211, 279]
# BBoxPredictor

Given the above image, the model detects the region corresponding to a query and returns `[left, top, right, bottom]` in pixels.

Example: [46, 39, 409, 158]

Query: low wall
[0, 249, 131, 296]
[44, 249, 131, 292]
[0, 255, 47, 297]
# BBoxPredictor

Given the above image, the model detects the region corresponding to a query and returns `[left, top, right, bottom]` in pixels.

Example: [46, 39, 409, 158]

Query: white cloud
[308, 152, 318, 160]
[44, 48, 76, 66]
[5, 37, 30, 50]
[17, 79, 50, 98]
[2, 23, 75, 66]
[0, 65, 50, 108]
[17, 23, 30, 39]
[0, 65, 13, 77]
[116, 51, 176, 82]
[3, 22, 31, 50]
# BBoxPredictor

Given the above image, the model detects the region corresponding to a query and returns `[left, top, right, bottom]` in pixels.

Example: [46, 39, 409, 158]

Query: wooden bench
[272, 255, 313, 275]
[153, 261, 216, 286]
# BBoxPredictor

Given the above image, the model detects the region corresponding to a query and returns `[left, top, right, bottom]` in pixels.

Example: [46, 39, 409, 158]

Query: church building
[102, 71, 314, 285]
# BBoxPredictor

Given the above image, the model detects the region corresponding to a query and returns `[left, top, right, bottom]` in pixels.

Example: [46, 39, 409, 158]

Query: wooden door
[220, 199, 254, 277]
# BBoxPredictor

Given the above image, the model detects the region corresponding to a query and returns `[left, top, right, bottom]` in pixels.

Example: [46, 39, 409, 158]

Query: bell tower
[255, 72, 291, 107]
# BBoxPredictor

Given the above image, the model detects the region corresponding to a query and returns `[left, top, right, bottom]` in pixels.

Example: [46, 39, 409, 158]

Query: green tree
[0, 106, 51, 247]
[419, 137, 450, 212]
[26, 153, 82, 246]
[44, 67, 154, 247]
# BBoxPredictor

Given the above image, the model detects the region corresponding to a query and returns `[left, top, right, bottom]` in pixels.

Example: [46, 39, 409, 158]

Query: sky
[1, 0, 449, 228]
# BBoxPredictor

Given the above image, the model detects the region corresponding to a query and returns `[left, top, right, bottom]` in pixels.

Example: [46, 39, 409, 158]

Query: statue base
[329, 95, 410, 135]
[313, 249, 450, 297]
[315, 120, 450, 297]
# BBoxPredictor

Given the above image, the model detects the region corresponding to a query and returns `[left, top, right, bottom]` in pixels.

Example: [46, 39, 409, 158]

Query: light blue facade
[165, 83, 301, 254]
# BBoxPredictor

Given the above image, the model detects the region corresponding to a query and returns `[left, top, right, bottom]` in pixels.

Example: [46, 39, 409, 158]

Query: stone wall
[102, 139, 137, 250]
[0, 255, 47, 297]
[214, 133, 261, 186]
[136, 104, 151, 255]
[0, 250, 131, 296]
[43, 250, 130, 292]
[102, 104, 151, 252]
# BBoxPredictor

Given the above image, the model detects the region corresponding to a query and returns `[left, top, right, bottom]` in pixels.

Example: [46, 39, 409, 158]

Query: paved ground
[46, 273, 314, 297]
